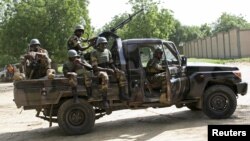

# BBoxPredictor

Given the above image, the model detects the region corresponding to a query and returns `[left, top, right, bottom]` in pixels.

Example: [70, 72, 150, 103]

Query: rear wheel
[202, 85, 237, 119]
[57, 99, 95, 135]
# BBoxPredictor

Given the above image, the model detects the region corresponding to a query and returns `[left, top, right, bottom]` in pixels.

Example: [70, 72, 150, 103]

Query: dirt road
[0, 63, 249, 141]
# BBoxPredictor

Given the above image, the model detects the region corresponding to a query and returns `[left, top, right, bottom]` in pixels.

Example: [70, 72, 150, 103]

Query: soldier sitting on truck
[14, 39, 55, 80]
[63, 49, 93, 100]
[90, 37, 129, 108]
[146, 48, 168, 95]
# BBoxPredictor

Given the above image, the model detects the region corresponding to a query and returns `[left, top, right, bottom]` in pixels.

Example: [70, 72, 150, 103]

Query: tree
[200, 23, 212, 37]
[100, 0, 176, 41]
[212, 13, 250, 34]
[0, 0, 91, 66]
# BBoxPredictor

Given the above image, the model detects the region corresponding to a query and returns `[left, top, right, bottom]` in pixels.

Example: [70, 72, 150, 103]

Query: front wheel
[203, 85, 237, 119]
[57, 99, 95, 135]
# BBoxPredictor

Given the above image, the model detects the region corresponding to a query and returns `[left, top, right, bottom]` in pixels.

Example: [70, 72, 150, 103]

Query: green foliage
[170, 24, 205, 44]
[101, 0, 175, 40]
[170, 13, 250, 45]
[0, 0, 91, 66]
[212, 13, 250, 34]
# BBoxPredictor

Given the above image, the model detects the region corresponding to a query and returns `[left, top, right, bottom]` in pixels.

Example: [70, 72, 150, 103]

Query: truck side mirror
[181, 56, 187, 66]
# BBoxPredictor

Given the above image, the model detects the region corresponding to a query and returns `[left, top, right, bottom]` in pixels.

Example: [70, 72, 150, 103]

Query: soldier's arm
[151, 59, 165, 71]
[108, 50, 117, 70]
[74, 59, 93, 70]
[69, 36, 90, 51]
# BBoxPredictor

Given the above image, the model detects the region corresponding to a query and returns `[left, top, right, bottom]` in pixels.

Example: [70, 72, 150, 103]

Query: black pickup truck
[13, 37, 247, 135]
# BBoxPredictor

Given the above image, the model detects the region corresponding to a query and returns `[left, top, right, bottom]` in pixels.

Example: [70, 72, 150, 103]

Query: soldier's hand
[24, 53, 34, 60]
[74, 58, 81, 64]
[36, 52, 45, 58]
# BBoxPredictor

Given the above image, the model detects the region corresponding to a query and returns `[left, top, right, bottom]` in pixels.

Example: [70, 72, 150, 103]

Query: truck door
[162, 42, 188, 103]
[125, 44, 145, 103]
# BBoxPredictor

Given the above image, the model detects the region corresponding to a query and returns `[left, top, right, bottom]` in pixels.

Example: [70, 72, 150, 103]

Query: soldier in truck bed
[16, 39, 55, 80]
[90, 37, 129, 108]
[63, 49, 93, 100]
[67, 25, 91, 54]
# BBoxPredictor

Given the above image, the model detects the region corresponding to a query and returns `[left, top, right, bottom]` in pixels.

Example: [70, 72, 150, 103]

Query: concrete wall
[183, 28, 250, 58]
[239, 29, 250, 57]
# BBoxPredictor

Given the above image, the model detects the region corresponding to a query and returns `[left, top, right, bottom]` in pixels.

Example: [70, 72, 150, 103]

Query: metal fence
[183, 28, 250, 58]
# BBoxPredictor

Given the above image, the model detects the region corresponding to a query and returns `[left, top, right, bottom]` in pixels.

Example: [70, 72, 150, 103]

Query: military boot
[102, 93, 109, 109]
[119, 86, 130, 101]
[102, 93, 112, 114]
[86, 87, 94, 101]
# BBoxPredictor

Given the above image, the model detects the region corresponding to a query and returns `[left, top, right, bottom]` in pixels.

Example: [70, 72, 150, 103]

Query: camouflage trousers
[96, 71, 109, 93]
[148, 72, 167, 94]
[96, 69, 127, 93]
[75, 69, 92, 88]
[115, 70, 126, 87]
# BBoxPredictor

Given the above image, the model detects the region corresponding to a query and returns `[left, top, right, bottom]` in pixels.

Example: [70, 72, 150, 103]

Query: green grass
[188, 57, 250, 64]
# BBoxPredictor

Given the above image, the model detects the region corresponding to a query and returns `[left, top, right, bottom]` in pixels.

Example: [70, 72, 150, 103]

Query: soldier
[90, 37, 129, 108]
[16, 39, 55, 80]
[67, 25, 90, 54]
[63, 49, 93, 100]
[146, 48, 168, 96]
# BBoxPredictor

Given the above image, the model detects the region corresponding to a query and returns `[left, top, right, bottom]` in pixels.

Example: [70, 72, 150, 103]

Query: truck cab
[120, 39, 188, 106]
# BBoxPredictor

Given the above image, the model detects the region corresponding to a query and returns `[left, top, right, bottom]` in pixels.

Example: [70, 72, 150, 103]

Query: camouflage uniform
[67, 34, 85, 53]
[21, 47, 52, 79]
[91, 48, 128, 97]
[67, 25, 89, 55]
[63, 59, 92, 88]
[63, 49, 93, 100]
[90, 49, 112, 93]
[91, 37, 129, 109]
[146, 57, 167, 95]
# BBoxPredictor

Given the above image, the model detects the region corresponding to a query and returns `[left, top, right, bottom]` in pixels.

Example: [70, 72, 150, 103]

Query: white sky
[89, 0, 250, 29]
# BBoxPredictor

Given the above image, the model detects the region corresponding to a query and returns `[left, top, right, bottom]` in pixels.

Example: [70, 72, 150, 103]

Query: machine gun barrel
[110, 8, 144, 33]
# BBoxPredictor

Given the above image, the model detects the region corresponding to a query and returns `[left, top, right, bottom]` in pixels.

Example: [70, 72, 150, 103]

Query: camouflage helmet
[30, 39, 40, 46]
[74, 25, 84, 32]
[96, 37, 108, 46]
[68, 49, 79, 58]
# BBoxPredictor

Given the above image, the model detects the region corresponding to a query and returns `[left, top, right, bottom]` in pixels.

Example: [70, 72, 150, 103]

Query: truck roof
[122, 38, 174, 45]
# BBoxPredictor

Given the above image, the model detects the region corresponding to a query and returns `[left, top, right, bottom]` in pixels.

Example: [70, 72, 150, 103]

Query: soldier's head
[29, 39, 41, 52]
[154, 48, 163, 60]
[96, 37, 108, 52]
[74, 25, 84, 37]
[67, 49, 80, 61]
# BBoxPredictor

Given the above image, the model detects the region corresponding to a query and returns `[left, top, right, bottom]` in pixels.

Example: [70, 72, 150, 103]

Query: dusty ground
[0, 63, 249, 141]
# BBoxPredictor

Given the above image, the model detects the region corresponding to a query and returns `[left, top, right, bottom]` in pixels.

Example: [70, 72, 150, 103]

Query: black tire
[57, 99, 95, 135]
[186, 103, 201, 111]
[203, 85, 237, 119]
